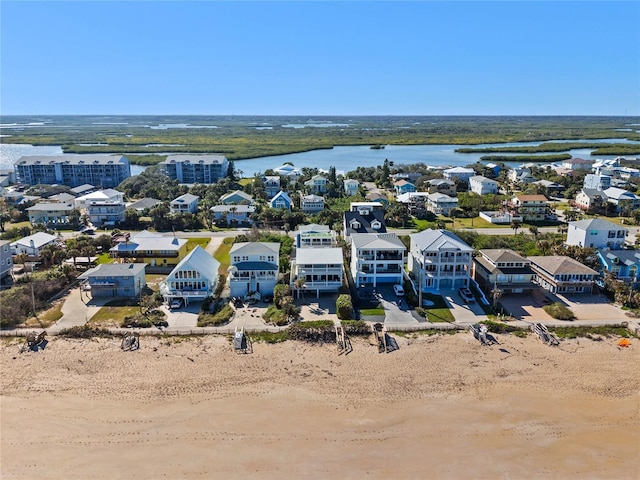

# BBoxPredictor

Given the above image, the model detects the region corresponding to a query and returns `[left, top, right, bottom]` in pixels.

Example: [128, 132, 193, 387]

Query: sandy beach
[1, 332, 638, 479]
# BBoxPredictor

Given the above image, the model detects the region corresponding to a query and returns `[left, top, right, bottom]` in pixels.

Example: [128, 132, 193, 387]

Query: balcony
[111, 251, 179, 259]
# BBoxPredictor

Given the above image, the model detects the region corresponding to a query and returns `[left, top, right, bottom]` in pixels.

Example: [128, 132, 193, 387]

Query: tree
[0, 212, 10, 232]
[528, 225, 539, 238]
[510, 219, 522, 235]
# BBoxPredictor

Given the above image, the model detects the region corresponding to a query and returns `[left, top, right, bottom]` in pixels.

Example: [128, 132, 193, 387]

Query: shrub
[289, 320, 335, 342]
[58, 325, 113, 338]
[122, 309, 167, 328]
[273, 284, 291, 308]
[197, 304, 234, 327]
[336, 294, 353, 320]
[262, 305, 289, 326]
[341, 320, 370, 336]
[251, 331, 290, 343]
[481, 320, 522, 334]
[543, 302, 575, 321]
[214, 274, 226, 299]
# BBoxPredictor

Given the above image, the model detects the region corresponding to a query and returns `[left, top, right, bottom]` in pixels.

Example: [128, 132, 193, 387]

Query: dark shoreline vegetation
[479, 153, 572, 162]
[2, 115, 639, 164]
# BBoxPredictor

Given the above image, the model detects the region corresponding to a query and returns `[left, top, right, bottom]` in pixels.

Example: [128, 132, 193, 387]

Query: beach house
[170, 194, 199, 214]
[300, 194, 325, 213]
[109, 230, 188, 268]
[10, 232, 58, 257]
[344, 179, 360, 196]
[350, 233, 405, 288]
[566, 218, 627, 249]
[219, 190, 254, 205]
[290, 247, 344, 298]
[472, 249, 535, 295]
[26, 203, 76, 227]
[78, 263, 147, 298]
[161, 246, 220, 305]
[228, 242, 280, 298]
[304, 174, 329, 194]
[529, 256, 598, 294]
[269, 191, 293, 210]
[469, 175, 498, 195]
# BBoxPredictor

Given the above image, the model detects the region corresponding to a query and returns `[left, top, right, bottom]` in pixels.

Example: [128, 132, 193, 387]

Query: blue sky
[1, 1, 639, 116]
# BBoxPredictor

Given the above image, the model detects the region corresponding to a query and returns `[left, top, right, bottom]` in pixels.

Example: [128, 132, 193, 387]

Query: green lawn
[89, 305, 140, 327]
[214, 237, 234, 274]
[238, 178, 253, 187]
[360, 308, 385, 316]
[96, 253, 114, 264]
[24, 300, 64, 328]
[422, 293, 455, 323]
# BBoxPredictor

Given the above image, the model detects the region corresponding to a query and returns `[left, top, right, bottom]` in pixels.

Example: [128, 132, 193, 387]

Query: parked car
[393, 284, 405, 296]
[458, 287, 475, 303]
[170, 299, 182, 309]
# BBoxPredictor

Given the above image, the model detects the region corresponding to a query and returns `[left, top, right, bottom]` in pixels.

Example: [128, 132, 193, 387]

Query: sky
[1, 1, 639, 116]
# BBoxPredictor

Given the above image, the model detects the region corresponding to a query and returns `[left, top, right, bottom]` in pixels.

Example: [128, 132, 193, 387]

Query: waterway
[1, 138, 638, 178]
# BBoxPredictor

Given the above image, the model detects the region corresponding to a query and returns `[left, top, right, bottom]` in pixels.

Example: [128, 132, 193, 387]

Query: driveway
[51, 287, 109, 332]
[375, 285, 420, 325]
[441, 289, 487, 324]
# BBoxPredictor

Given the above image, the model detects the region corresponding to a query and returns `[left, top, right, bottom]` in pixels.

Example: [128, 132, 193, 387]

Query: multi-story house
[350, 233, 405, 287]
[87, 199, 126, 227]
[78, 263, 147, 298]
[109, 230, 188, 268]
[161, 246, 220, 306]
[304, 174, 328, 194]
[26, 203, 76, 227]
[296, 224, 337, 248]
[290, 247, 343, 298]
[426, 193, 459, 216]
[126, 197, 162, 213]
[300, 194, 325, 213]
[159, 155, 229, 184]
[228, 242, 280, 298]
[219, 190, 254, 205]
[264, 176, 281, 198]
[10, 232, 58, 257]
[602, 187, 640, 213]
[443, 167, 475, 185]
[469, 175, 498, 195]
[269, 191, 292, 210]
[566, 218, 627, 249]
[366, 192, 390, 205]
[170, 194, 199, 214]
[573, 189, 606, 212]
[472, 249, 535, 295]
[510, 194, 551, 222]
[529, 256, 598, 294]
[583, 174, 611, 191]
[14, 155, 131, 188]
[408, 229, 473, 292]
[596, 249, 640, 286]
[48, 192, 76, 204]
[561, 158, 594, 171]
[427, 179, 456, 196]
[393, 180, 417, 195]
[344, 179, 360, 196]
[0, 240, 13, 284]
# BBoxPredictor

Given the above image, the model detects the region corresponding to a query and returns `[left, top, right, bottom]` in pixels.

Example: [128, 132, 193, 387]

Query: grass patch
[213, 237, 234, 274]
[58, 325, 113, 338]
[393, 328, 460, 337]
[421, 293, 455, 323]
[198, 304, 234, 327]
[543, 302, 575, 321]
[89, 305, 140, 327]
[122, 309, 167, 328]
[23, 300, 64, 328]
[480, 320, 528, 337]
[250, 330, 289, 343]
[549, 325, 634, 339]
[340, 320, 371, 336]
[262, 304, 290, 326]
[238, 178, 253, 186]
[360, 307, 384, 316]
[449, 217, 509, 229]
[96, 253, 114, 264]
[185, 237, 211, 250]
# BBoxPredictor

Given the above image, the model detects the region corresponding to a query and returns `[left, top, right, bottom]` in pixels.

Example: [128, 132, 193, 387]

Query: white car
[169, 299, 182, 309]
[393, 284, 405, 296]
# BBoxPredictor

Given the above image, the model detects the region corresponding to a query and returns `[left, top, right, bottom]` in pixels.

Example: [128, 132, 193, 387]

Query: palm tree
[510, 219, 522, 235]
[294, 277, 306, 300]
[528, 225, 539, 238]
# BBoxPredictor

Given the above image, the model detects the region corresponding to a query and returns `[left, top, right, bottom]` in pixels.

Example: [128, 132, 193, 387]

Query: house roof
[172, 193, 199, 204]
[233, 261, 278, 271]
[27, 202, 75, 212]
[480, 249, 529, 265]
[569, 218, 625, 231]
[270, 191, 292, 206]
[397, 192, 429, 203]
[295, 247, 343, 265]
[474, 256, 533, 276]
[301, 194, 324, 202]
[48, 193, 76, 203]
[428, 179, 455, 186]
[410, 229, 472, 252]
[16, 155, 128, 166]
[219, 190, 253, 204]
[298, 223, 330, 233]
[162, 154, 227, 164]
[11, 232, 58, 249]
[127, 197, 162, 210]
[210, 204, 256, 213]
[77, 189, 123, 202]
[393, 179, 415, 187]
[79, 262, 147, 279]
[344, 179, 359, 185]
[344, 210, 387, 234]
[528, 256, 598, 276]
[597, 249, 640, 268]
[109, 230, 186, 253]
[230, 242, 280, 257]
[70, 184, 96, 195]
[470, 175, 497, 184]
[366, 192, 389, 202]
[578, 188, 606, 200]
[444, 167, 474, 174]
[514, 194, 548, 202]
[603, 187, 639, 200]
[168, 246, 220, 281]
[428, 192, 458, 203]
[351, 233, 405, 249]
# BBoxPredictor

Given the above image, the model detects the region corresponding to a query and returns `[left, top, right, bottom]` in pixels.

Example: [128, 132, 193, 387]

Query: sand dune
[1, 333, 638, 479]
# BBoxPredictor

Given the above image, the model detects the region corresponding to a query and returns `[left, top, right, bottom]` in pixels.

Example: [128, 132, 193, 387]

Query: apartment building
[159, 155, 229, 184]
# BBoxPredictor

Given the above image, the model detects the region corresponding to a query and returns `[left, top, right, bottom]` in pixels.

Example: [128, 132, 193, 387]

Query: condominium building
[159, 155, 229, 184]
[14, 155, 131, 188]
[350, 233, 405, 287]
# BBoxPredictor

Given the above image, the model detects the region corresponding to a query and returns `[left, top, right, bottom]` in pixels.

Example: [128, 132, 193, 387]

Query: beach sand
[1, 332, 638, 479]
